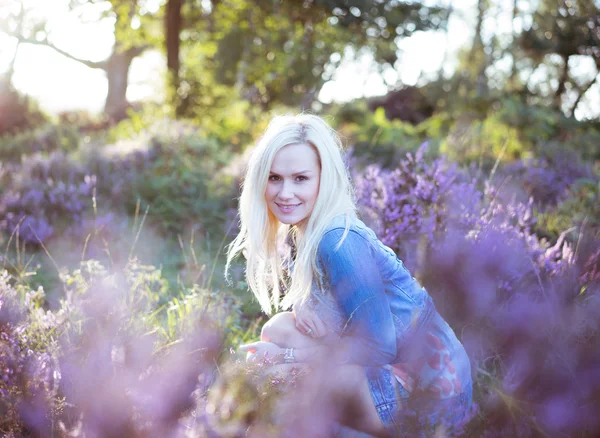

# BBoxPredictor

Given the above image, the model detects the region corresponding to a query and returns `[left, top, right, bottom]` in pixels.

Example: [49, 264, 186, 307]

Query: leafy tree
[408, 0, 500, 119]
[420, 0, 599, 121]
[519, 0, 600, 116]
[168, 0, 447, 116]
[1, 0, 162, 121]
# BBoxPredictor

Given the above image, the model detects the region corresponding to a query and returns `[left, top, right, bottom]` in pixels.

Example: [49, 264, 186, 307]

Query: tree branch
[510, 0, 519, 82]
[14, 35, 108, 70]
[570, 72, 599, 117]
[235, 8, 253, 92]
[553, 54, 570, 109]
[5, 2, 26, 85]
[127, 44, 150, 59]
[437, 0, 453, 80]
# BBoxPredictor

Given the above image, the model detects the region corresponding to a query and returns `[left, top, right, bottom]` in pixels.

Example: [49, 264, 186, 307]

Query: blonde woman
[227, 114, 472, 436]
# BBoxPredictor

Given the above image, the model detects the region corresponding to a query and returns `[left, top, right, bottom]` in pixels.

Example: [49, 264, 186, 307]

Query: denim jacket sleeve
[318, 227, 397, 366]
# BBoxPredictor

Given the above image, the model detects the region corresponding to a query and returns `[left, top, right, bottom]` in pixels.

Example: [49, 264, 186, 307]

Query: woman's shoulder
[319, 213, 377, 256]
[322, 213, 373, 238]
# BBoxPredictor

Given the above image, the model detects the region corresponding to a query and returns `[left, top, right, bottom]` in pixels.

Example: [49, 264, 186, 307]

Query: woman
[226, 114, 472, 437]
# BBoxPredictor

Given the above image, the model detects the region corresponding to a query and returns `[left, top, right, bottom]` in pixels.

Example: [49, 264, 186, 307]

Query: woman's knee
[328, 366, 388, 436]
[331, 365, 367, 399]
[261, 311, 297, 345]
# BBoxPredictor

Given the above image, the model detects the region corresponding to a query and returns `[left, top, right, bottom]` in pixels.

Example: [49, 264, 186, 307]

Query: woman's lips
[276, 202, 301, 213]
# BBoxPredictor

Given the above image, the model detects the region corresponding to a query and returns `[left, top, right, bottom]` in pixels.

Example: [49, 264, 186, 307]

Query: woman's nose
[278, 181, 294, 200]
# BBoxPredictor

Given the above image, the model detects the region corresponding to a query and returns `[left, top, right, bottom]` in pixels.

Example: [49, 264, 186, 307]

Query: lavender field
[2, 0, 600, 436]
[1, 106, 599, 437]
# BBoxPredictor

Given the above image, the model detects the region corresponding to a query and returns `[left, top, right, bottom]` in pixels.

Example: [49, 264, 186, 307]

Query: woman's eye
[296, 176, 308, 182]
[269, 175, 280, 181]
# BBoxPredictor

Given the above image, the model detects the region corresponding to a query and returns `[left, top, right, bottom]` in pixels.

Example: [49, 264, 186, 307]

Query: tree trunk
[570, 72, 598, 118]
[553, 54, 570, 111]
[469, 0, 486, 64]
[509, 0, 519, 83]
[2, 41, 20, 92]
[166, 0, 182, 74]
[10, 0, 148, 123]
[472, 0, 489, 98]
[236, 8, 255, 93]
[4, 1, 25, 91]
[437, 0, 453, 80]
[209, 0, 222, 34]
[104, 49, 138, 122]
[166, 0, 183, 116]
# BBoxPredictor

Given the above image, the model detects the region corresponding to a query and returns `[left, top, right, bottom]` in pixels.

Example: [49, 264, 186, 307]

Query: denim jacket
[312, 213, 471, 398]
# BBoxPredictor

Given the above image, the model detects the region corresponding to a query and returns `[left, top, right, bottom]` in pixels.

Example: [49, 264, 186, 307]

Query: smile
[276, 203, 301, 213]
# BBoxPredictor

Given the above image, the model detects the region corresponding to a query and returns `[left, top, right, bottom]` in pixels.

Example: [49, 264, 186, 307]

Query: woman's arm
[238, 340, 331, 366]
[260, 311, 332, 348]
[239, 311, 332, 363]
[317, 228, 397, 366]
[241, 226, 398, 367]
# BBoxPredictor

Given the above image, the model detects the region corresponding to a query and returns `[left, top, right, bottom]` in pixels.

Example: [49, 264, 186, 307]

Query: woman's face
[265, 142, 321, 226]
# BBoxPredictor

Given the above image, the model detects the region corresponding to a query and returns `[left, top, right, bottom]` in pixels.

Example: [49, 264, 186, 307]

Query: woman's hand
[239, 341, 284, 363]
[293, 302, 328, 339]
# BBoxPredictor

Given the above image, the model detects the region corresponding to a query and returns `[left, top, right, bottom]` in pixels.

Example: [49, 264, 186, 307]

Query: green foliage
[0, 105, 110, 164]
[88, 119, 240, 240]
[494, 97, 600, 162]
[0, 123, 81, 163]
[420, 94, 595, 168]
[3, 248, 245, 351]
[338, 106, 435, 168]
[536, 178, 600, 240]
[192, 99, 271, 151]
[0, 252, 250, 437]
[563, 120, 600, 162]
[520, 0, 600, 62]
[171, 40, 272, 147]
[125, 123, 235, 235]
[154, 284, 242, 346]
[495, 96, 560, 145]
[441, 114, 529, 166]
[420, 0, 599, 123]
[171, 0, 447, 112]
[0, 116, 251, 309]
[336, 97, 569, 171]
[68, 0, 162, 49]
[107, 104, 172, 143]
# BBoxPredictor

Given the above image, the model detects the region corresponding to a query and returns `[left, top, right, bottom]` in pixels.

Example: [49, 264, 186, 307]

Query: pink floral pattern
[390, 332, 462, 399]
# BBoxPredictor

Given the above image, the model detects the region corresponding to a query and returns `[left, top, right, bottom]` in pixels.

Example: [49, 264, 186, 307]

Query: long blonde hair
[225, 114, 357, 315]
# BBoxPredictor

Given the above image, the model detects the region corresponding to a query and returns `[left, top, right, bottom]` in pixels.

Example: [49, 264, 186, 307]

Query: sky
[0, 0, 598, 119]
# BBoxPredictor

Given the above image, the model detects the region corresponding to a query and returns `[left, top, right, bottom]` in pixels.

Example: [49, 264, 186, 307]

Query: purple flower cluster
[355, 143, 471, 269]
[354, 144, 600, 436]
[501, 150, 594, 206]
[0, 122, 235, 252]
[0, 258, 241, 437]
[0, 122, 237, 247]
[0, 158, 95, 244]
[354, 143, 583, 280]
[422, 228, 600, 436]
[1, 117, 598, 436]
[0, 272, 59, 435]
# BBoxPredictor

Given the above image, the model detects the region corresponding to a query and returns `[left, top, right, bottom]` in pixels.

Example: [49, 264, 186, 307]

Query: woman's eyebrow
[269, 170, 312, 176]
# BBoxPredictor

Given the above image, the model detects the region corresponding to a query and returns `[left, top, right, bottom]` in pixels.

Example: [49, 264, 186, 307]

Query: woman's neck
[291, 217, 309, 234]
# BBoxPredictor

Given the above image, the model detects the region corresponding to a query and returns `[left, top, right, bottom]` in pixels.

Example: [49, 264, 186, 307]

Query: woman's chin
[278, 217, 297, 225]
[276, 214, 305, 226]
